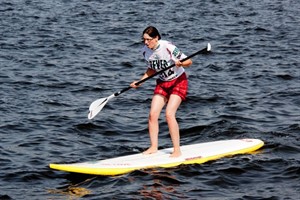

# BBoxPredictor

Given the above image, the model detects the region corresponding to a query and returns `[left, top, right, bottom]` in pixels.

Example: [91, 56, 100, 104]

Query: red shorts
[154, 73, 188, 101]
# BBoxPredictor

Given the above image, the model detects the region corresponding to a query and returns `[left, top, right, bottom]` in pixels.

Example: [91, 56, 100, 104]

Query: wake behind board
[49, 139, 264, 176]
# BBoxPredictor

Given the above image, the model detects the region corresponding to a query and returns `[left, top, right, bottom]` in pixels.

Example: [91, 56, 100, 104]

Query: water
[0, 0, 299, 199]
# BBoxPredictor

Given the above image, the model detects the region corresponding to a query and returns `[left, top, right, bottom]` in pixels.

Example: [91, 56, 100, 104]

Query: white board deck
[49, 138, 264, 176]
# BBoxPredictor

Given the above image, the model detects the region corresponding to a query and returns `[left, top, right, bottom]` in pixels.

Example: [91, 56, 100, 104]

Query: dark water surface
[1, 0, 299, 199]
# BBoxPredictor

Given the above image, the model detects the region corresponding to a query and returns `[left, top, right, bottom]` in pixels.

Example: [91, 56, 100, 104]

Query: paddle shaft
[114, 46, 209, 97]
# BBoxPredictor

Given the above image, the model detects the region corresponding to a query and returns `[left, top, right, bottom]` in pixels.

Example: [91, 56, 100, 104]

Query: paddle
[88, 43, 211, 119]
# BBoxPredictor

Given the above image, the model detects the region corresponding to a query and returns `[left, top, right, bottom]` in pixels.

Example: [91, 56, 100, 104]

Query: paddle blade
[88, 98, 108, 119]
[207, 43, 211, 51]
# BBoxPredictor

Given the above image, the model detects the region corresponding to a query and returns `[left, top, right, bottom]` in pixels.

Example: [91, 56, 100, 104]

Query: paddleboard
[49, 138, 264, 176]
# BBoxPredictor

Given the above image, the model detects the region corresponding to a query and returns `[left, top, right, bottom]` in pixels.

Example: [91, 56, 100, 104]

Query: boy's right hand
[130, 81, 141, 88]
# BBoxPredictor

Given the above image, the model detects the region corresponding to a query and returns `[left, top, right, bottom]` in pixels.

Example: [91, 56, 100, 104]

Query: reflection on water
[48, 176, 96, 199]
[48, 187, 92, 199]
[137, 169, 186, 199]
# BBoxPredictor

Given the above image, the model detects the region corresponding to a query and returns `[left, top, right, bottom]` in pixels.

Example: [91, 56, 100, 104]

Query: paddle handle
[114, 44, 211, 97]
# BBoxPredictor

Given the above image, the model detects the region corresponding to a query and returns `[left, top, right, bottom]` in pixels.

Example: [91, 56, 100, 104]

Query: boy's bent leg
[143, 94, 166, 155]
[166, 94, 182, 157]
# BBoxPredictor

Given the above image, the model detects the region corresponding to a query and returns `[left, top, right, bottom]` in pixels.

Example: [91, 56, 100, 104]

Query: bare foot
[143, 147, 158, 155]
[170, 150, 182, 158]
